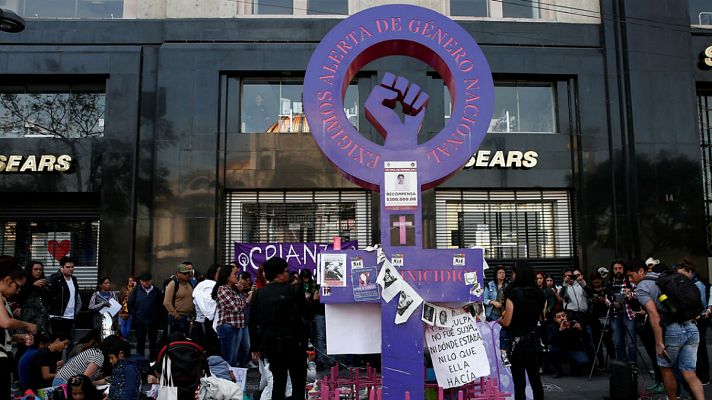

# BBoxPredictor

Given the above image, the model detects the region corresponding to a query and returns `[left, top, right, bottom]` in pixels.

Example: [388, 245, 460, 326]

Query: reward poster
[425, 312, 490, 389]
[384, 161, 418, 210]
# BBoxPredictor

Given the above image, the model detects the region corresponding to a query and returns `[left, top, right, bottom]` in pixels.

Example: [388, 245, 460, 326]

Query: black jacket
[128, 285, 164, 326]
[248, 282, 309, 356]
[47, 271, 82, 318]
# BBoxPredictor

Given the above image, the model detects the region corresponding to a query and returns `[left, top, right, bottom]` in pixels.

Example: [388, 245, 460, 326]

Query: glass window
[0, 220, 100, 288]
[450, 0, 488, 17]
[18, 0, 123, 18]
[254, 0, 293, 15]
[223, 191, 373, 263]
[436, 190, 574, 259]
[445, 82, 556, 133]
[308, 0, 348, 15]
[0, 85, 106, 139]
[691, 0, 712, 25]
[241, 80, 358, 133]
[502, 0, 539, 18]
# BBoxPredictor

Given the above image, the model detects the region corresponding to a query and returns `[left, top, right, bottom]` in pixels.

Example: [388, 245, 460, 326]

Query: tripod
[588, 303, 651, 381]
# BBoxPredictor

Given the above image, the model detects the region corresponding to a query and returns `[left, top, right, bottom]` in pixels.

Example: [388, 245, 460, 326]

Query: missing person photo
[397, 291, 413, 316]
[383, 268, 397, 288]
[422, 303, 436, 325]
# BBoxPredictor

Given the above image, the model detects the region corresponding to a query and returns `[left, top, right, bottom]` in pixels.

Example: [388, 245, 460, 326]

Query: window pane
[490, 85, 517, 133]
[308, 0, 347, 15]
[450, 0, 488, 17]
[77, 0, 123, 18]
[241, 80, 358, 133]
[690, 0, 712, 24]
[0, 89, 105, 139]
[517, 85, 554, 132]
[255, 0, 293, 15]
[502, 0, 538, 18]
[23, 0, 77, 18]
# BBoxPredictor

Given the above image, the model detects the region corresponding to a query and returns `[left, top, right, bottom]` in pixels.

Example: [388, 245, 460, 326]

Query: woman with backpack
[499, 260, 545, 400]
[212, 264, 248, 367]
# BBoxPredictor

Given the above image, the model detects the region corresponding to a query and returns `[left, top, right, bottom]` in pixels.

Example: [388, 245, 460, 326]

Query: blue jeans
[119, 316, 132, 338]
[217, 323, 243, 367]
[658, 321, 699, 371]
[237, 326, 250, 367]
[314, 315, 327, 365]
[52, 376, 67, 386]
[611, 314, 637, 362]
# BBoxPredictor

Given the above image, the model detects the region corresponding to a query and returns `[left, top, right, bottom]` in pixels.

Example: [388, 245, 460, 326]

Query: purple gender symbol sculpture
[303, 5, 494, 399]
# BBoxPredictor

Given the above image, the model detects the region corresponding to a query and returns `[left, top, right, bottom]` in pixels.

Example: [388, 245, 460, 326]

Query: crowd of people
[0, 255, 319, 400]
[487, 257, 710, 400]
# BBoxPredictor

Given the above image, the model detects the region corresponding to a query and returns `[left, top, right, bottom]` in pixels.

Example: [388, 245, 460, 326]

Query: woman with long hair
[67, 374, 104, 400]
[117, 276, 136, 339]
[19, 260, 50, 337]
[499, 260, 545, 400]
[212, 264, 248, 366]
[0, 256, 37, 398]
[484, 265, 508, 321]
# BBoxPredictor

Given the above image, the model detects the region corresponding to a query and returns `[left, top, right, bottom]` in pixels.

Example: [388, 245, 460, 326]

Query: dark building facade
[0, 0, 708, 285]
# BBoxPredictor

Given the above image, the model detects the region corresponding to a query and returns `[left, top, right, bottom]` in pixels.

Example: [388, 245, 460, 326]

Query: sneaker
[501, 353, 511, 368]
[645, 382, 664, 394]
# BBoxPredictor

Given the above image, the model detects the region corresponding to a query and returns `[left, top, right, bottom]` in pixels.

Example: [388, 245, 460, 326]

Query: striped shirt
[57, 348, 104, 381]
[216, 285, 246, 328]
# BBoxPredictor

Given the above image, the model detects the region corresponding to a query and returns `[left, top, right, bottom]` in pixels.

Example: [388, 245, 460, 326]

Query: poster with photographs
[376, 262, 404, 302]
[395, 284, 423, 325]
[319, 253, 347, 287]
[422, 302, 436, 325]
[434, 306, 454, 329]
[351, 266, 380, 302]
[384, 161, 418, 210]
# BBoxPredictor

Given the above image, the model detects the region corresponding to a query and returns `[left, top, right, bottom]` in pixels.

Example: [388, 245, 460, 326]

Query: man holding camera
[608, 260, 638, 362]
[559, 268, 595, 360]
[547, 310, 590, 377]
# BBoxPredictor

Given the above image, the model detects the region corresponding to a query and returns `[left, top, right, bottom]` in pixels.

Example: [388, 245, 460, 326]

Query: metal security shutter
[435, 189, 576, 276]
[223, 190, 373, 264]
[0, 194, 100, 289]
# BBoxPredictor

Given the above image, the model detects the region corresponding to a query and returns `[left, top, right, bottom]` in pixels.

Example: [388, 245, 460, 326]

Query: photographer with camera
[547, 310, 590, 378]
[589, 270, 615, 372]
[607, 259, 639, 363]
[559, 268, 595, 361]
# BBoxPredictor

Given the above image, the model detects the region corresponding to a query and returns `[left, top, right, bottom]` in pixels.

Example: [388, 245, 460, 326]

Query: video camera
[604, 279, 626, 309]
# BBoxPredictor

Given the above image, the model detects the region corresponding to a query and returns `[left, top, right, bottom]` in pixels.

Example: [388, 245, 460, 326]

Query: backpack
[646, 270, 703, 323]
[157, 340, 210, 397]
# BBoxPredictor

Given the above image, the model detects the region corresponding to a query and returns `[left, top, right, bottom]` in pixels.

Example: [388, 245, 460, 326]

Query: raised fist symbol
[364, 72, 429, 148]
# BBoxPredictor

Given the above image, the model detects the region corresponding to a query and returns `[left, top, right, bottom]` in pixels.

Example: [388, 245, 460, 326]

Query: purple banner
[234, 241, 358, 278]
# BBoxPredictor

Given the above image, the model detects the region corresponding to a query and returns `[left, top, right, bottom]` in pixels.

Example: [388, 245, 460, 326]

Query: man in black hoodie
[249, 257, 308, 400]
[48, 256, 82, 344]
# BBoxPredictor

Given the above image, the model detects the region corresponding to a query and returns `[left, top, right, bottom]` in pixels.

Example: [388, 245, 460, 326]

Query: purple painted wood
[304, 4, 494, 400]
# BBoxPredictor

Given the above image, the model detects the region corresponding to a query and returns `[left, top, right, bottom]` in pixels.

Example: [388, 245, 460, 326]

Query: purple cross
[304, 5, 494, 399]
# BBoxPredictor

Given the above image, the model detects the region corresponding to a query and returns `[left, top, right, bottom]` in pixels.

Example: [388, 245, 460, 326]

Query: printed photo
[377, 263, 404, 302]
[422, 302, 436, 325]
[394, 283, 423, 325]
[435, 306, 454, 329]
[320, 253, 347, 287]
[352, 266, 380, 302]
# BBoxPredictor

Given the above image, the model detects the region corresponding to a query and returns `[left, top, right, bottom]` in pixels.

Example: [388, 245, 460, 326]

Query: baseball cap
[137, 272, 152, 281]
[645, 257, 660, 267]
[176, 264, 192, 273]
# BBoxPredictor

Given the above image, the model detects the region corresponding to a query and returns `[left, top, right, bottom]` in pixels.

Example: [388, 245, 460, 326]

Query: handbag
[197, 377, 243, 400]
[157, 355, 178, 400]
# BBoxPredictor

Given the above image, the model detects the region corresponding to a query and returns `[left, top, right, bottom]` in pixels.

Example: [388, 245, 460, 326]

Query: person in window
[244, 94, 272, 132]
[499, 260, 545, 400]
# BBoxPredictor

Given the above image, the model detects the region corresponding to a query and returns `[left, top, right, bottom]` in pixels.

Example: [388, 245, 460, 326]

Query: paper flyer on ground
[319, 253, 347, 287]
[352, 266, 380, 302]
[426, 312, 490, 389]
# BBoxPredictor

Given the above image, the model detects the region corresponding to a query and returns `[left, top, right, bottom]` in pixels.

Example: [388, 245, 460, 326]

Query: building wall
[0, 0, 708, 281]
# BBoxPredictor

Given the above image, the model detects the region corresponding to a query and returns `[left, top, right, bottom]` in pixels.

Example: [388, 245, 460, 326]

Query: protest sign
[425, 312, 490, 389]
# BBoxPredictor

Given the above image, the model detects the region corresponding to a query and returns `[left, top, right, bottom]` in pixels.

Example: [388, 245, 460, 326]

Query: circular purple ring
[304, 4, 494, 190]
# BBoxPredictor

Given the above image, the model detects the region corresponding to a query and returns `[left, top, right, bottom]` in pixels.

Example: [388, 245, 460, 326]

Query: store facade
[0, 0, 708, 284]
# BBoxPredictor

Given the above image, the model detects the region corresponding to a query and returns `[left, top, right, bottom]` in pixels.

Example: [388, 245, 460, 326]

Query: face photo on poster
[384, 161, 418, 210]
[320, 253, 347, 287]
[435, 306, 454, 329]
[464, 271, 478, 285]
[470, 282, 484, 297]
[395, 284, 423, 325]
[390, 214, 416, 247]
[376, 263, 403, 302]
[422, 302, 436, 325]
[351, 266, 380, 302]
